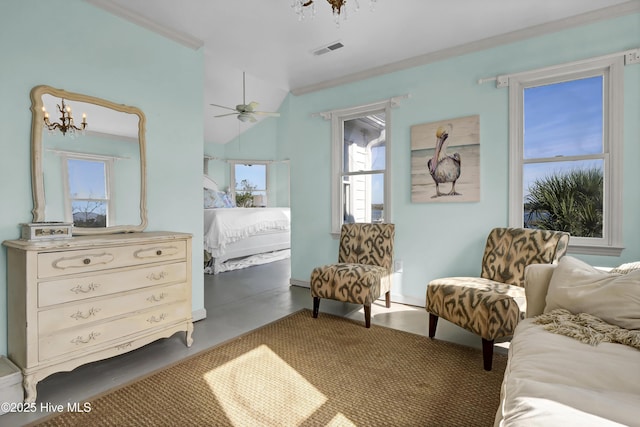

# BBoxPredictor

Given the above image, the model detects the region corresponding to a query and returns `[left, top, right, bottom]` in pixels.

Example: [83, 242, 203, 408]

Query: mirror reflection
[31, 86, 147, 235]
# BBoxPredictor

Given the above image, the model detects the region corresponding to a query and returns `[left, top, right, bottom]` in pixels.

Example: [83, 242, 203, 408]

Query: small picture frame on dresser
[20, 222, 73, 241]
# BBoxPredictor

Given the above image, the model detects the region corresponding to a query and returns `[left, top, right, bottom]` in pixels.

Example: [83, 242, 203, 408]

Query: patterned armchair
[426, 227, 569, 370]
[310, 223, 395, 328]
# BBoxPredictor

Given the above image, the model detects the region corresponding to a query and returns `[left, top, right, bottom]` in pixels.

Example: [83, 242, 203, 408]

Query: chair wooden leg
[428, 313, 438, 338]
[312, 297, 320, 318]
[364, 304, 371, 328]
[385, 291, 391, 308]
[482, 338, 494, 371]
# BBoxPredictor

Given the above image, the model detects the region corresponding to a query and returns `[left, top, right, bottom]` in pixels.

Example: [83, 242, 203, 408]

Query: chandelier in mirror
[42, 98, 87, 137]
[292, 0, 378, 25]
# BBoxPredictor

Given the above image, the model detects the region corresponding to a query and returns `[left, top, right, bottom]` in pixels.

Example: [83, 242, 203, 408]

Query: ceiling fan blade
[213, 112, 239, 118]
[210, 103, 237, 112]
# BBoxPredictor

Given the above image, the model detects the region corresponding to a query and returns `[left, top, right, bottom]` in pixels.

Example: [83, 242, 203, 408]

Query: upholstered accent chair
[310, 223, 395, 328]
[426, 227, 570, 370]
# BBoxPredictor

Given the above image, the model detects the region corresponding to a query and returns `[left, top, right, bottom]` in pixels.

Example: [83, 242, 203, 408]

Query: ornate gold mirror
[30, 85, 147, 235]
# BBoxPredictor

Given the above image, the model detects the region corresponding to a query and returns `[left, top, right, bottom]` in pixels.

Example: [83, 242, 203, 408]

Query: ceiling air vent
[312, 41, 344, 56]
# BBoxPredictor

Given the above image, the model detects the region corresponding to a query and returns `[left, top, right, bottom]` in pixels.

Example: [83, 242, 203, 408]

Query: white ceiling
[86, 0, 638, 144]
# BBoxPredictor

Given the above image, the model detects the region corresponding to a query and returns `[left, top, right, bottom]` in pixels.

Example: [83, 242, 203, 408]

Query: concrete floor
[3, 258, 499, 426]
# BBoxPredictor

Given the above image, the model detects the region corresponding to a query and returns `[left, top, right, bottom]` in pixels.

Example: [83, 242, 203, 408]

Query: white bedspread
[495, 318, 640, 427]
[204, 207, 290, 256]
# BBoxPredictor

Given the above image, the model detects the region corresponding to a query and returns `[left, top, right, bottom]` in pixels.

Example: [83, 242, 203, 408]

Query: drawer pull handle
[52, 252, 114, 270]
[71, 307, 101, 320]
[147, 271, 168, 281]
[147, 293, 168, 303]
[147, 313, 167, 324]
[71, 332, 100, 345]
[70, 283, 101, 294]
[135, 246, 180, 259]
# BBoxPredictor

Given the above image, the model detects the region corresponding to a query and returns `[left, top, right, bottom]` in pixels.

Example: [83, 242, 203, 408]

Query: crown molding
[291, 1, 640, 95]
[84, 0, 204, 50]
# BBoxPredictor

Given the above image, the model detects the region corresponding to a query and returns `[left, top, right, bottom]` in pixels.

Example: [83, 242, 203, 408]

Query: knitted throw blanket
[534, 309, 640, 351]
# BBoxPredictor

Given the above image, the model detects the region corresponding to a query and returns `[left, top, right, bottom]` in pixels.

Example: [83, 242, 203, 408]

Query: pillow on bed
[222, 193, 235, 208]
[544, 256, 640, 330]
[204, 188, 236, 208]
[204, 188, 226, 208]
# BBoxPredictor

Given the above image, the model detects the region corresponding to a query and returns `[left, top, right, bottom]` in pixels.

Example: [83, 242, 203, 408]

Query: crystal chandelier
[42, 98, 87, 137]
[292, 0, 378, 26]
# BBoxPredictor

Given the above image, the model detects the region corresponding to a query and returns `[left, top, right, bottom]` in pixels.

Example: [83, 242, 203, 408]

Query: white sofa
[494, 257, 640, 427]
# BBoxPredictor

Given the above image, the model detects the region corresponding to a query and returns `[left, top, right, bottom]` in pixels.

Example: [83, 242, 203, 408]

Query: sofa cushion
[544, 256, 640, 330]
[495, 319, 640, 426]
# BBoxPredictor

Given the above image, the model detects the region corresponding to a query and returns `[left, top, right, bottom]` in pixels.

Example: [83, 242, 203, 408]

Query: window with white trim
[63, 154, 114, 228]
[331, 102, 391, 235]
[231, 161, 268, 207]
[508, 56, 624, 255]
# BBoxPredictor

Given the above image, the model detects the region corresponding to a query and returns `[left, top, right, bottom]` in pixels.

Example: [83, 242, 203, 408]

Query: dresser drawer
[39, 301, 190, 361]
[37, 240, 187, 278]
[38, 282, 188, 335]
[38, 262, 187, 307]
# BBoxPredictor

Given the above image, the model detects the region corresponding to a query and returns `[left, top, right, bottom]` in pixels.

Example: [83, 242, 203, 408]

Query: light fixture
[42, 98, 87, 136]
[292, 0, 378, 26]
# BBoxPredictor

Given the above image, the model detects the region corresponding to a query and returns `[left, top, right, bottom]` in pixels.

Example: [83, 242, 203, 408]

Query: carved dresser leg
[186, 322, 194, 347]
[23, 375, 37, 403]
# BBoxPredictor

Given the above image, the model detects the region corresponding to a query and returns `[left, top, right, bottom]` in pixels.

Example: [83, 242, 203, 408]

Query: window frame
[331, 101, 392, 236]
[230, 160, 269, 206]
[508, 56, 624, 255]
[61, 152, 115, 227]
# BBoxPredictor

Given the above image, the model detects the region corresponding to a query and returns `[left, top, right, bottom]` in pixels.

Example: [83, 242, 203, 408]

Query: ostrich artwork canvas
[411, 115, 480, 203]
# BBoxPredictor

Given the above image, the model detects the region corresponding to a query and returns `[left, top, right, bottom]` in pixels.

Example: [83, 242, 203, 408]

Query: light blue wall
[236, 13, 640, 304]
[0, 1, 204, 356]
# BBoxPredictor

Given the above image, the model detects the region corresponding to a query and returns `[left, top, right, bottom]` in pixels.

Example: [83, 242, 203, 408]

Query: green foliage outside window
[235, 179, 257, 207]
[524, 168, 603, 237]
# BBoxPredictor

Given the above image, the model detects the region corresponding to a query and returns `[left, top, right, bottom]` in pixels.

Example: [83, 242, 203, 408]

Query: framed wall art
[411, 115, 480, 203]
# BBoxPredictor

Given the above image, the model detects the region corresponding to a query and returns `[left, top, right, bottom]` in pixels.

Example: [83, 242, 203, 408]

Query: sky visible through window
[68, 159, 107, 200]
[523, 75, 603, 197]
[371, 145, 385, 204]
[235, 164, 266, 191]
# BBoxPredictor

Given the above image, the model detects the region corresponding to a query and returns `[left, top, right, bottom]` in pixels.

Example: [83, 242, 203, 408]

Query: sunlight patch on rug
[203, 344, 334, 426]
[327, 413, 357, 426]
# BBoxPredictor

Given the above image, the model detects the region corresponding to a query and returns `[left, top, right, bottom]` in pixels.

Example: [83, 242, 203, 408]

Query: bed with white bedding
[203, 207, 291, 274]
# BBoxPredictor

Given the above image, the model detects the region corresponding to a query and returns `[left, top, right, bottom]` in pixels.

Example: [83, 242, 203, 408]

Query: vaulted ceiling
[86, 0, 638, 144]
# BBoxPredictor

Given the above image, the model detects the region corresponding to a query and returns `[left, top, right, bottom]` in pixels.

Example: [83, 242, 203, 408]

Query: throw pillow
[204, 188, 227, 209]
[544, 256, 640, 330]
[222, 193, 236, 208]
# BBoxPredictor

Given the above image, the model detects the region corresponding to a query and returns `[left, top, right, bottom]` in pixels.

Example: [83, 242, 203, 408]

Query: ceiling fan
[210, 72, 280, 123]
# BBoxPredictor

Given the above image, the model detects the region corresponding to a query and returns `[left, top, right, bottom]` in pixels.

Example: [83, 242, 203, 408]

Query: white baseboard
[289, 278, 425, 307]
[192, 308, 207, 322]
[289, 278, 310, 288]
[389, 294, 425, 308]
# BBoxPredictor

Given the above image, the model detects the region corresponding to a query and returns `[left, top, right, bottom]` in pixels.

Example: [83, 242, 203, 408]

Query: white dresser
[3, 231, 193, 402]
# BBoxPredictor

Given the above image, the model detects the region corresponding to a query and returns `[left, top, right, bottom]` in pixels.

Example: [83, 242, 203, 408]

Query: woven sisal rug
[34, 309, 507, 426]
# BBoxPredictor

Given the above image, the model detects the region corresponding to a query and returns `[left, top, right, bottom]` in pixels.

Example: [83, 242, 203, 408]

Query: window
[231, 161, 268, 207]
[509, 56, 623, 255]
[63, 155, 114, 228]
[331, 101, 391, 235]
